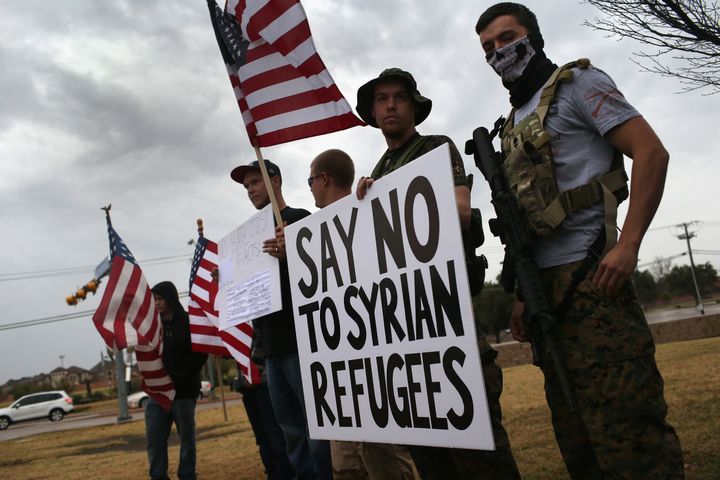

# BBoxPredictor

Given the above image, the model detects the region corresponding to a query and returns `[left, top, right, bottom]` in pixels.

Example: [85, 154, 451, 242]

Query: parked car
[0, 390, 74, 430]
[127, 381, 213, 409]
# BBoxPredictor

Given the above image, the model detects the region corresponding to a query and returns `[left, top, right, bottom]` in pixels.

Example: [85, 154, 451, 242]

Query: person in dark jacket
[145, 281, 208, 480]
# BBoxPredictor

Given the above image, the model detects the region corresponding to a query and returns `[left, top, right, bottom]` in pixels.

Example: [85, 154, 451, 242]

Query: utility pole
[677, 222, 705, 315]
[59, 355, 65, 369]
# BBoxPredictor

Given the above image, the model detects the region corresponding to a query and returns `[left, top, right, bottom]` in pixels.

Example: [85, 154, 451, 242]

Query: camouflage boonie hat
[355, 68, 432, 128]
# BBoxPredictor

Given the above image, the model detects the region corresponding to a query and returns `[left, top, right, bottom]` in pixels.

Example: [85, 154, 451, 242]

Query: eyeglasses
[307, 174, 323, 188]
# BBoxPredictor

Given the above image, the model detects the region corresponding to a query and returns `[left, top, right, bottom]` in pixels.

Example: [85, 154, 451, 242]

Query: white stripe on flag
[247, 76, 316, 107]
[285, 36, 317, 69]
[102, 262, 134, 338]
[256, 100, 353, 134]
[240, 0, 270, 37]
[260, 3, 305, 44]
[239, 50, 287, 81]
[197, 267, 214, 283]
[191, 333, 226, 347]
[222, 325, 253, 346]
[191, 286, 211, 303]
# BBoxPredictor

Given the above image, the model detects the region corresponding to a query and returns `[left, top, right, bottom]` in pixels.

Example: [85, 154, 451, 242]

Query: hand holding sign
[285, 145, 494, 450]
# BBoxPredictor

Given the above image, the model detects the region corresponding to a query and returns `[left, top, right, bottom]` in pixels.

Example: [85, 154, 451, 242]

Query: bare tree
[585, 0, 720, 93]
[651, 255, 673, 279]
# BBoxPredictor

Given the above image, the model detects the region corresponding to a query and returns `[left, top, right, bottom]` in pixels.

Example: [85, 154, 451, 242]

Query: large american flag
[189, 234, 261, 384]
[207, 0, 364, 147]
[92, 219, 175, 410]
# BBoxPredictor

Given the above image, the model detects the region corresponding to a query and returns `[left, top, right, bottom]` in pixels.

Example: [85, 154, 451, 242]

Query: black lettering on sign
[387, 353, 411, 428]
[413, 267, 436, 340]
[359, 283, 380, 347]
[348, 358, 365, 428]
[320, 297, 341, 350]
[405, 352, 430, 429]
[344, 286, 367, 350]
[379, 278, 406, 344]
[371, 189, 406, 274]
[330, 361, 352, 427]
[443, 346, 473, 430]
[296, 227, 318, 298]
[431, 260, 463, 337]
[399, 273, 415, 342]
[365, 356, 389, 428]
[298, 301, 320, 353]
[320, 222, 342, 293]
[333, 208, 358, 284]
[404, 176, 440, 263]
[422, 351, 447, 430]
[310, 362, 335, 427]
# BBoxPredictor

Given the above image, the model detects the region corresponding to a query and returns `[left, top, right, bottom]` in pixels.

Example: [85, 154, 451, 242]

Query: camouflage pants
[538, 260, 684, 479]
[409, 339, 520, 480]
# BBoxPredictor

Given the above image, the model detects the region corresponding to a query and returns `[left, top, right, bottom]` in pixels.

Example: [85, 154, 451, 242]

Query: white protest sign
[285, 144, 494, 450]
[217, 205, 282, 330]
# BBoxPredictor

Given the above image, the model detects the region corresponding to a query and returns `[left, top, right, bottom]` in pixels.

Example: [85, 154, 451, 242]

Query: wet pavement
[0, 396, 242, 442]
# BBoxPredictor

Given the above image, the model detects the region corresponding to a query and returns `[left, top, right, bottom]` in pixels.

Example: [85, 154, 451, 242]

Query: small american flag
[189, 234, 261, 384]
[92, 219, 175, 410]
[207, 0, 364, 147]
[188, 237, 227, 356]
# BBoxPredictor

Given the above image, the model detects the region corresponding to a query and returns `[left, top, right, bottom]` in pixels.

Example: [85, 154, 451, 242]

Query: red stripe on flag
[245, 0, 298, 42]
[190, 323, 222, 336]
[241, 64, 302, 94]
[92, 258, 123, 348]
[250, 84, 344, 121]
[257, 111, 363, 147]
[210, 0, 364, 148]
[272, 20, 312, 57]
[114, 265, 143, 348]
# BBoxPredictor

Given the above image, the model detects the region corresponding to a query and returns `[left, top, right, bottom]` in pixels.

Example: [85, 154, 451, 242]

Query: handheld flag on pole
[92, 209, 175, 410]
[189, 219, 261, 384]
[207, 0, 364, 147]
[188, 224, 227, 356]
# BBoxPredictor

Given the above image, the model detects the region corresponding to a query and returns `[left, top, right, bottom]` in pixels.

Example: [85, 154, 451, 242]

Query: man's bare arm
[594, 116, 669, 296]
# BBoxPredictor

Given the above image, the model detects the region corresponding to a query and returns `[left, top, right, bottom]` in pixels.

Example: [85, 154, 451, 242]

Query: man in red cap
[230, 160, 332, 480]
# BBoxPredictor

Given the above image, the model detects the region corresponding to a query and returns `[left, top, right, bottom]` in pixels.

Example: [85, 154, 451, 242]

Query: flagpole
[215, 355, 228, 422]
[253, 146, 284, 228]
[197, 218, 228, 421]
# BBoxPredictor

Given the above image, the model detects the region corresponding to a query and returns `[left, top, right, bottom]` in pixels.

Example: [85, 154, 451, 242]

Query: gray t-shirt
[514, 66, 640, 268]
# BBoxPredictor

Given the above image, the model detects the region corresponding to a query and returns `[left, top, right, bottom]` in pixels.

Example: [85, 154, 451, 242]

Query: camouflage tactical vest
[500, 59, 628, 249]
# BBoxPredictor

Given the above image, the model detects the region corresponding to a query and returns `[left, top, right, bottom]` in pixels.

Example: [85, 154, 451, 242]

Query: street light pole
[114, 347, 131, 423]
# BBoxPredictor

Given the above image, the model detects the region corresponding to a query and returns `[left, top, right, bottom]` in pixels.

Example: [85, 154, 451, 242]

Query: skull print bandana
[486, 36, 536, 83]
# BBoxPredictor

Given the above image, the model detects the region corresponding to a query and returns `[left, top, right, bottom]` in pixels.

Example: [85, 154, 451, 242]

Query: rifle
[465, 121, 576, 411]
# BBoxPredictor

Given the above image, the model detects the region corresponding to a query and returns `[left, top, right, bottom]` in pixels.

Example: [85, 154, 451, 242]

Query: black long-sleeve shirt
[161, 311, 208, 399]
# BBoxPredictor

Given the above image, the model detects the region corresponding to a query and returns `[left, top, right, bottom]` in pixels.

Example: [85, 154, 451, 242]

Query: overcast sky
[1, 0, 718, 385]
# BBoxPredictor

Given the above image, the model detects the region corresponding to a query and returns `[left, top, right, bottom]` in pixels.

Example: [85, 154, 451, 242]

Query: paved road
[3, 304, 715, 443]
[645, 302, 720, 324]
[0, 396, 243, 442]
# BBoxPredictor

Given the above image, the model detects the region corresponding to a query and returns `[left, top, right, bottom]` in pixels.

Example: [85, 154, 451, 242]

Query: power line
[0, 292, 189, 332]
[637, 252, 686, 269]
[0, 254, 192, 283]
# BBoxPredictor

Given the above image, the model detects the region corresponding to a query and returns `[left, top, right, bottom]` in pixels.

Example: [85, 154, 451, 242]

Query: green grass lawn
[1, 337, 717, 479]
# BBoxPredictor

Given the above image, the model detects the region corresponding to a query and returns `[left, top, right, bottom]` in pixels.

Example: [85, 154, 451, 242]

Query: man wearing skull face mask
[475, 3, 684, 479]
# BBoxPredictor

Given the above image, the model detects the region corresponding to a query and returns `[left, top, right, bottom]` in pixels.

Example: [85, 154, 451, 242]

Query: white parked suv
[127, 381, 213, 409]
[0, 390, 74, 430]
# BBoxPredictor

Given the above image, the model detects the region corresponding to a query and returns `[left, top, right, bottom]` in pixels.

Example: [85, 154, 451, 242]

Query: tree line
[474, 261, 719, 343]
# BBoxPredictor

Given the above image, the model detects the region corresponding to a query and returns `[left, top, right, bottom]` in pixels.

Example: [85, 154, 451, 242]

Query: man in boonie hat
[355, 69, 521, 479]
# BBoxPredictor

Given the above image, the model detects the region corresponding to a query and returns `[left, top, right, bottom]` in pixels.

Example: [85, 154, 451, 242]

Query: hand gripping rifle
[465, 121, 576, 411]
